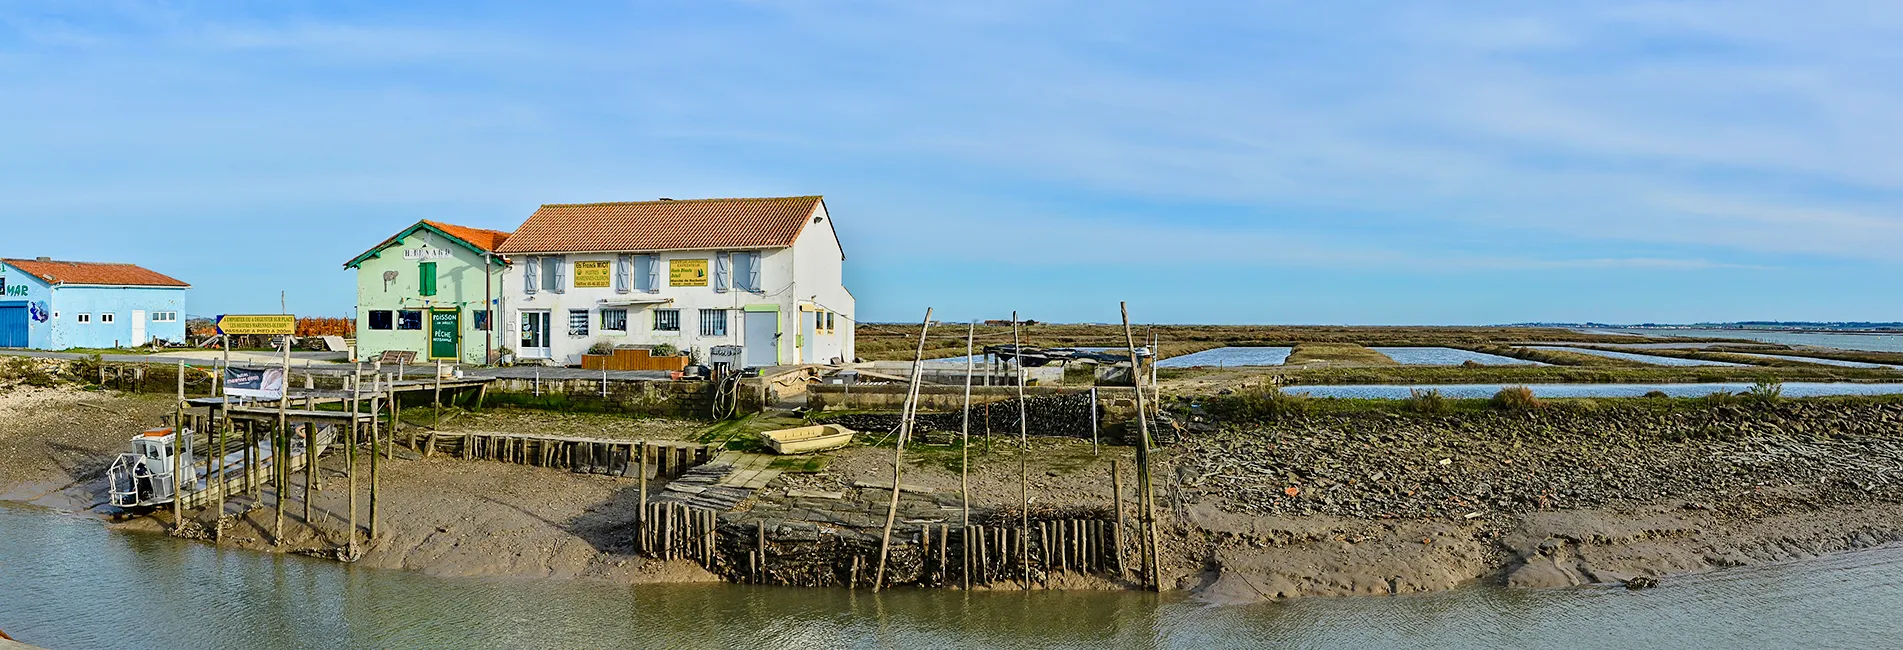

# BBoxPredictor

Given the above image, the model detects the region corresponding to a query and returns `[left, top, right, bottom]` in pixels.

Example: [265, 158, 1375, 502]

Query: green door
[430, 310, 460, 360]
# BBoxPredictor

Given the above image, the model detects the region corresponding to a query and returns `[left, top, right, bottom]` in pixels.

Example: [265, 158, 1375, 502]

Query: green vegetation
[1463, 344, 1644, 367]
[1404, 388, 1449, 415]
[1205, 383, 1314, 420]
[850, 323, 1683, 362]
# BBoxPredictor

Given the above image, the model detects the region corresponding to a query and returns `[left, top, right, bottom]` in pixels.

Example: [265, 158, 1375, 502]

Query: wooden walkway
[655, 452, 782, 510]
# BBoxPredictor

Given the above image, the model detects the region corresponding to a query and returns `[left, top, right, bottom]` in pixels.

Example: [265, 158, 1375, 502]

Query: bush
[1208, 384, 1312, 421]
[64, 354, 103, 385]
[653, 343, 679, 357]
[1643, 390, 1670, 398]
[0, 357, 55, 387]
[586, 340, 616, 356]
[1746, 380, 1784, 404]
[1489, 385, 1542, 411]
[1405, 388, 1449, 415]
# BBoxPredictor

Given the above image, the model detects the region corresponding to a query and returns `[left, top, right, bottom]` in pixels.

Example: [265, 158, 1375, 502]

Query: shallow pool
[1733, 353, 1901, 369]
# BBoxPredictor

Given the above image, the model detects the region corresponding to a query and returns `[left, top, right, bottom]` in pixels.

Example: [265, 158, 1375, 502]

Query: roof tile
[495, 196, 822, 254]
[3, 259, 190, 287]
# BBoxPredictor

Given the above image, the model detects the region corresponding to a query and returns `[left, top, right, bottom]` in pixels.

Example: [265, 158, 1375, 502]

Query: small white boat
[759, 424, 855, 455]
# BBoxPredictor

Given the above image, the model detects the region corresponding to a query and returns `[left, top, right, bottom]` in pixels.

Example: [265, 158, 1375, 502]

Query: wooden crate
[581, 348, 691, 372]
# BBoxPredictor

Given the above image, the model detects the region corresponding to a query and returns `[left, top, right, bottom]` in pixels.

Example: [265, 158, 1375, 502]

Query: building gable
[345, 220, 513, 269]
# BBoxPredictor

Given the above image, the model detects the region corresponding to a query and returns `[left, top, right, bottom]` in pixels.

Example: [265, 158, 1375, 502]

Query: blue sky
[1, 1, 1897, 324]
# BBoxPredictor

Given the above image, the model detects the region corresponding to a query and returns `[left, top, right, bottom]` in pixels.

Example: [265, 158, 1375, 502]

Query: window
[368, 310, 394, 330]
[568, 310, 590, 336]
[150, 311, 178, 322]
[541, 256, 563, 294]
[699, 309, 728, 336]
[76, 313, 91, 323]
[398, 310, 423, 330]
[635, 255, 657, 292]
[601, 308, 628, 332]
[825, 311, 836, 332]
[653, 309, 681, 332]
[473, 310, 491, 331]
[729, 251, 762, 291]
[100, 312, 115, 324]
[419, 261, 438, 296]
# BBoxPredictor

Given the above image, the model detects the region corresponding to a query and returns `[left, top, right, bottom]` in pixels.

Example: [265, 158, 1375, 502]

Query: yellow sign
[573, 260, 611, 288]
[669, 259, 709, 286]
[216, 314, 296, 335]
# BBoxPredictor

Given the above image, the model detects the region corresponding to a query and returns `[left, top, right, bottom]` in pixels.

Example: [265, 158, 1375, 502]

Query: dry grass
[850, 323, 1672, 362]
[1285, 343, 1397, 366]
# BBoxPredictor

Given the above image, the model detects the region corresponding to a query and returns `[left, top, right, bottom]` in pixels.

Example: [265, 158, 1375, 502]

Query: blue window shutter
[615, 255, 632, 294]
[713, 253, 729, 293]
[552, 255, 567, 293]
[523, 257, 539, 294]
[645, 255, 660, 293]
[746, 252, 761, 291]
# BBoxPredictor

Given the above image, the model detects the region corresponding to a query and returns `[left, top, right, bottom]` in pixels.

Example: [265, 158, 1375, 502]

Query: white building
[493, 196, 854, 368]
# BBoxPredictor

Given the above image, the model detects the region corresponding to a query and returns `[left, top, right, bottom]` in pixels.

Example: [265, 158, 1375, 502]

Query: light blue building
[0, 258, 190, 349]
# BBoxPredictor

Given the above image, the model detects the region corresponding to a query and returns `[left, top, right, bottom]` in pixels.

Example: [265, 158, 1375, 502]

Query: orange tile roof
[421, 220, 511, 252]
[495, 196, 823, 254]
[2, 258, 189, 287]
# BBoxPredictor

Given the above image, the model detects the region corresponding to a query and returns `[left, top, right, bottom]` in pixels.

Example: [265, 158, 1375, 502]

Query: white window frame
[100, 312, 115, 324]
[76, 313, 91, 323]
[600, 308, 628, 333]
[653, 309, 681, 333]
[567, 309, 590, 337]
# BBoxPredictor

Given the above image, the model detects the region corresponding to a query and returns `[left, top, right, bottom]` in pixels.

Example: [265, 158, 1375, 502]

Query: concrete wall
[352, 227, 504, 365]
[499, 207, 853, 368]
[47, 285, 187, 349]
[0, 264, 53, 348]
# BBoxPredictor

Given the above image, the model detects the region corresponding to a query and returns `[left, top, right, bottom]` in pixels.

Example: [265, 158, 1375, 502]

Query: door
[429, 310, 460, 361]
[519, 310, 551, 358]
[131, 309, 147, 345]
[744, 310, 778, 368]
[0, 303, 26, 348]
[800, 310, 817, 364]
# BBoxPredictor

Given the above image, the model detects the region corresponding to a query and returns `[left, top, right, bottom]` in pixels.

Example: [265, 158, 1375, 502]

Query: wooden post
[275, 334, 290, 544]
[1121, 302, 1161, 591]
[872, 307, 932, 592]
[215, 405, 229, 542]
[370, 375, 383, 540]
[1013, 312, 1030, 590]
[1112, 459, 1125, 578]
[960, 320, 974, 530]
[637, 443, 649, 553]
[1090, 386, 1099, 456]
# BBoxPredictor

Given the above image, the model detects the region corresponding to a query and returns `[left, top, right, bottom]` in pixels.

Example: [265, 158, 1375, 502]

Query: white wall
[788, 202, 855, 363]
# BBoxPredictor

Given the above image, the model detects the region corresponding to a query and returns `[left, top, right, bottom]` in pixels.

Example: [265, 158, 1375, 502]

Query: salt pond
[1525, 346, 1745, 367]
[1734, 353, 1901, 369]
[1156, 347, 1293, 368]
[1367, 347, 1542, 366]
[1281, 382, 1903, 399]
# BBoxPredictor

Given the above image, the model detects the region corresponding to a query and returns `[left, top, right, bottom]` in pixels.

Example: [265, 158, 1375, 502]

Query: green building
[344, 220, 511, 365]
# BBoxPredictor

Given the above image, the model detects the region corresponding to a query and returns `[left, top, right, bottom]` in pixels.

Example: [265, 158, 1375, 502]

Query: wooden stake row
[440, 434, 710, 480]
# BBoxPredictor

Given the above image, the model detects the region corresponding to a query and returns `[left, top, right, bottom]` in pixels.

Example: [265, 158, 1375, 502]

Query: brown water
[4, 503, 1901, 649]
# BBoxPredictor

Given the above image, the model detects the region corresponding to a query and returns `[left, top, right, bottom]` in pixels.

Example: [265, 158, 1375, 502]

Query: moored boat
[759, 424, 855, 454]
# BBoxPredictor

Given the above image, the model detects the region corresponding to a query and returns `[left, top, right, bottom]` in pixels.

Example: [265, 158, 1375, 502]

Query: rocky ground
[7, 366, 1903, 604]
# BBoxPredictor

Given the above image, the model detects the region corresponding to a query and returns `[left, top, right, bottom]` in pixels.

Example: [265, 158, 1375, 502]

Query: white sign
[404, 248, 452, 260]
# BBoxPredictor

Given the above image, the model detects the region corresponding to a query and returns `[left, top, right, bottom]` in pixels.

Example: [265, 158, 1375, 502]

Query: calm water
[6, 504, 1903, 649]
[1367, 347, 1542, 366]
[1525, 346, 1745, 367]
[1282, 382, 1903, 399]
[1592, 328, 1903, 353]
[1156, 347, 1293, 368]
[1736, 353, 1901, 369]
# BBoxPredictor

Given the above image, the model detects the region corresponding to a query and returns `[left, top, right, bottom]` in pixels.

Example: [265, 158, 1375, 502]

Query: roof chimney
[658, 198, 673, 201]
[35, 256, 50, 262]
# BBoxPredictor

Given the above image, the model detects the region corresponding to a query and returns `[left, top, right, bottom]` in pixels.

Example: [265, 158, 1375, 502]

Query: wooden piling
[960, 319, 974, 530]
[1012, 312, 1030, 590]
[1112, 459, 1125, 578]
[873, 307, 932, 592]
[1121, 302, 1162, 591]
[347, 362, 361, 557]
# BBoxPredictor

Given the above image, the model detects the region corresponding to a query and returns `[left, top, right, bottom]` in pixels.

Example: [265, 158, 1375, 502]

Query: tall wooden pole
[1013, 312, 1030, 590]
[960, 320, 974, 530]
[1121, 302, 1161, 591]
[215, 405, 228, 542]
[171, 359, 185, 532]
[347, 362, 361, 558]
[872, 308, 932, 593]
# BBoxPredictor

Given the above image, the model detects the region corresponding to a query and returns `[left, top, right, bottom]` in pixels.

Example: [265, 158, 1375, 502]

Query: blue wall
[0, 266, 53, 348]
[49, 286, 188, 349]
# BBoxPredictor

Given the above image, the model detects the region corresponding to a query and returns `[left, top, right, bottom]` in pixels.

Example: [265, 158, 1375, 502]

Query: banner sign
[223, 366, 285, 400]
[216, 314, 296, 336]
[431, 311, 459, 359]
[572, 260, 612, 288]
[670, 259, 709, 287]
